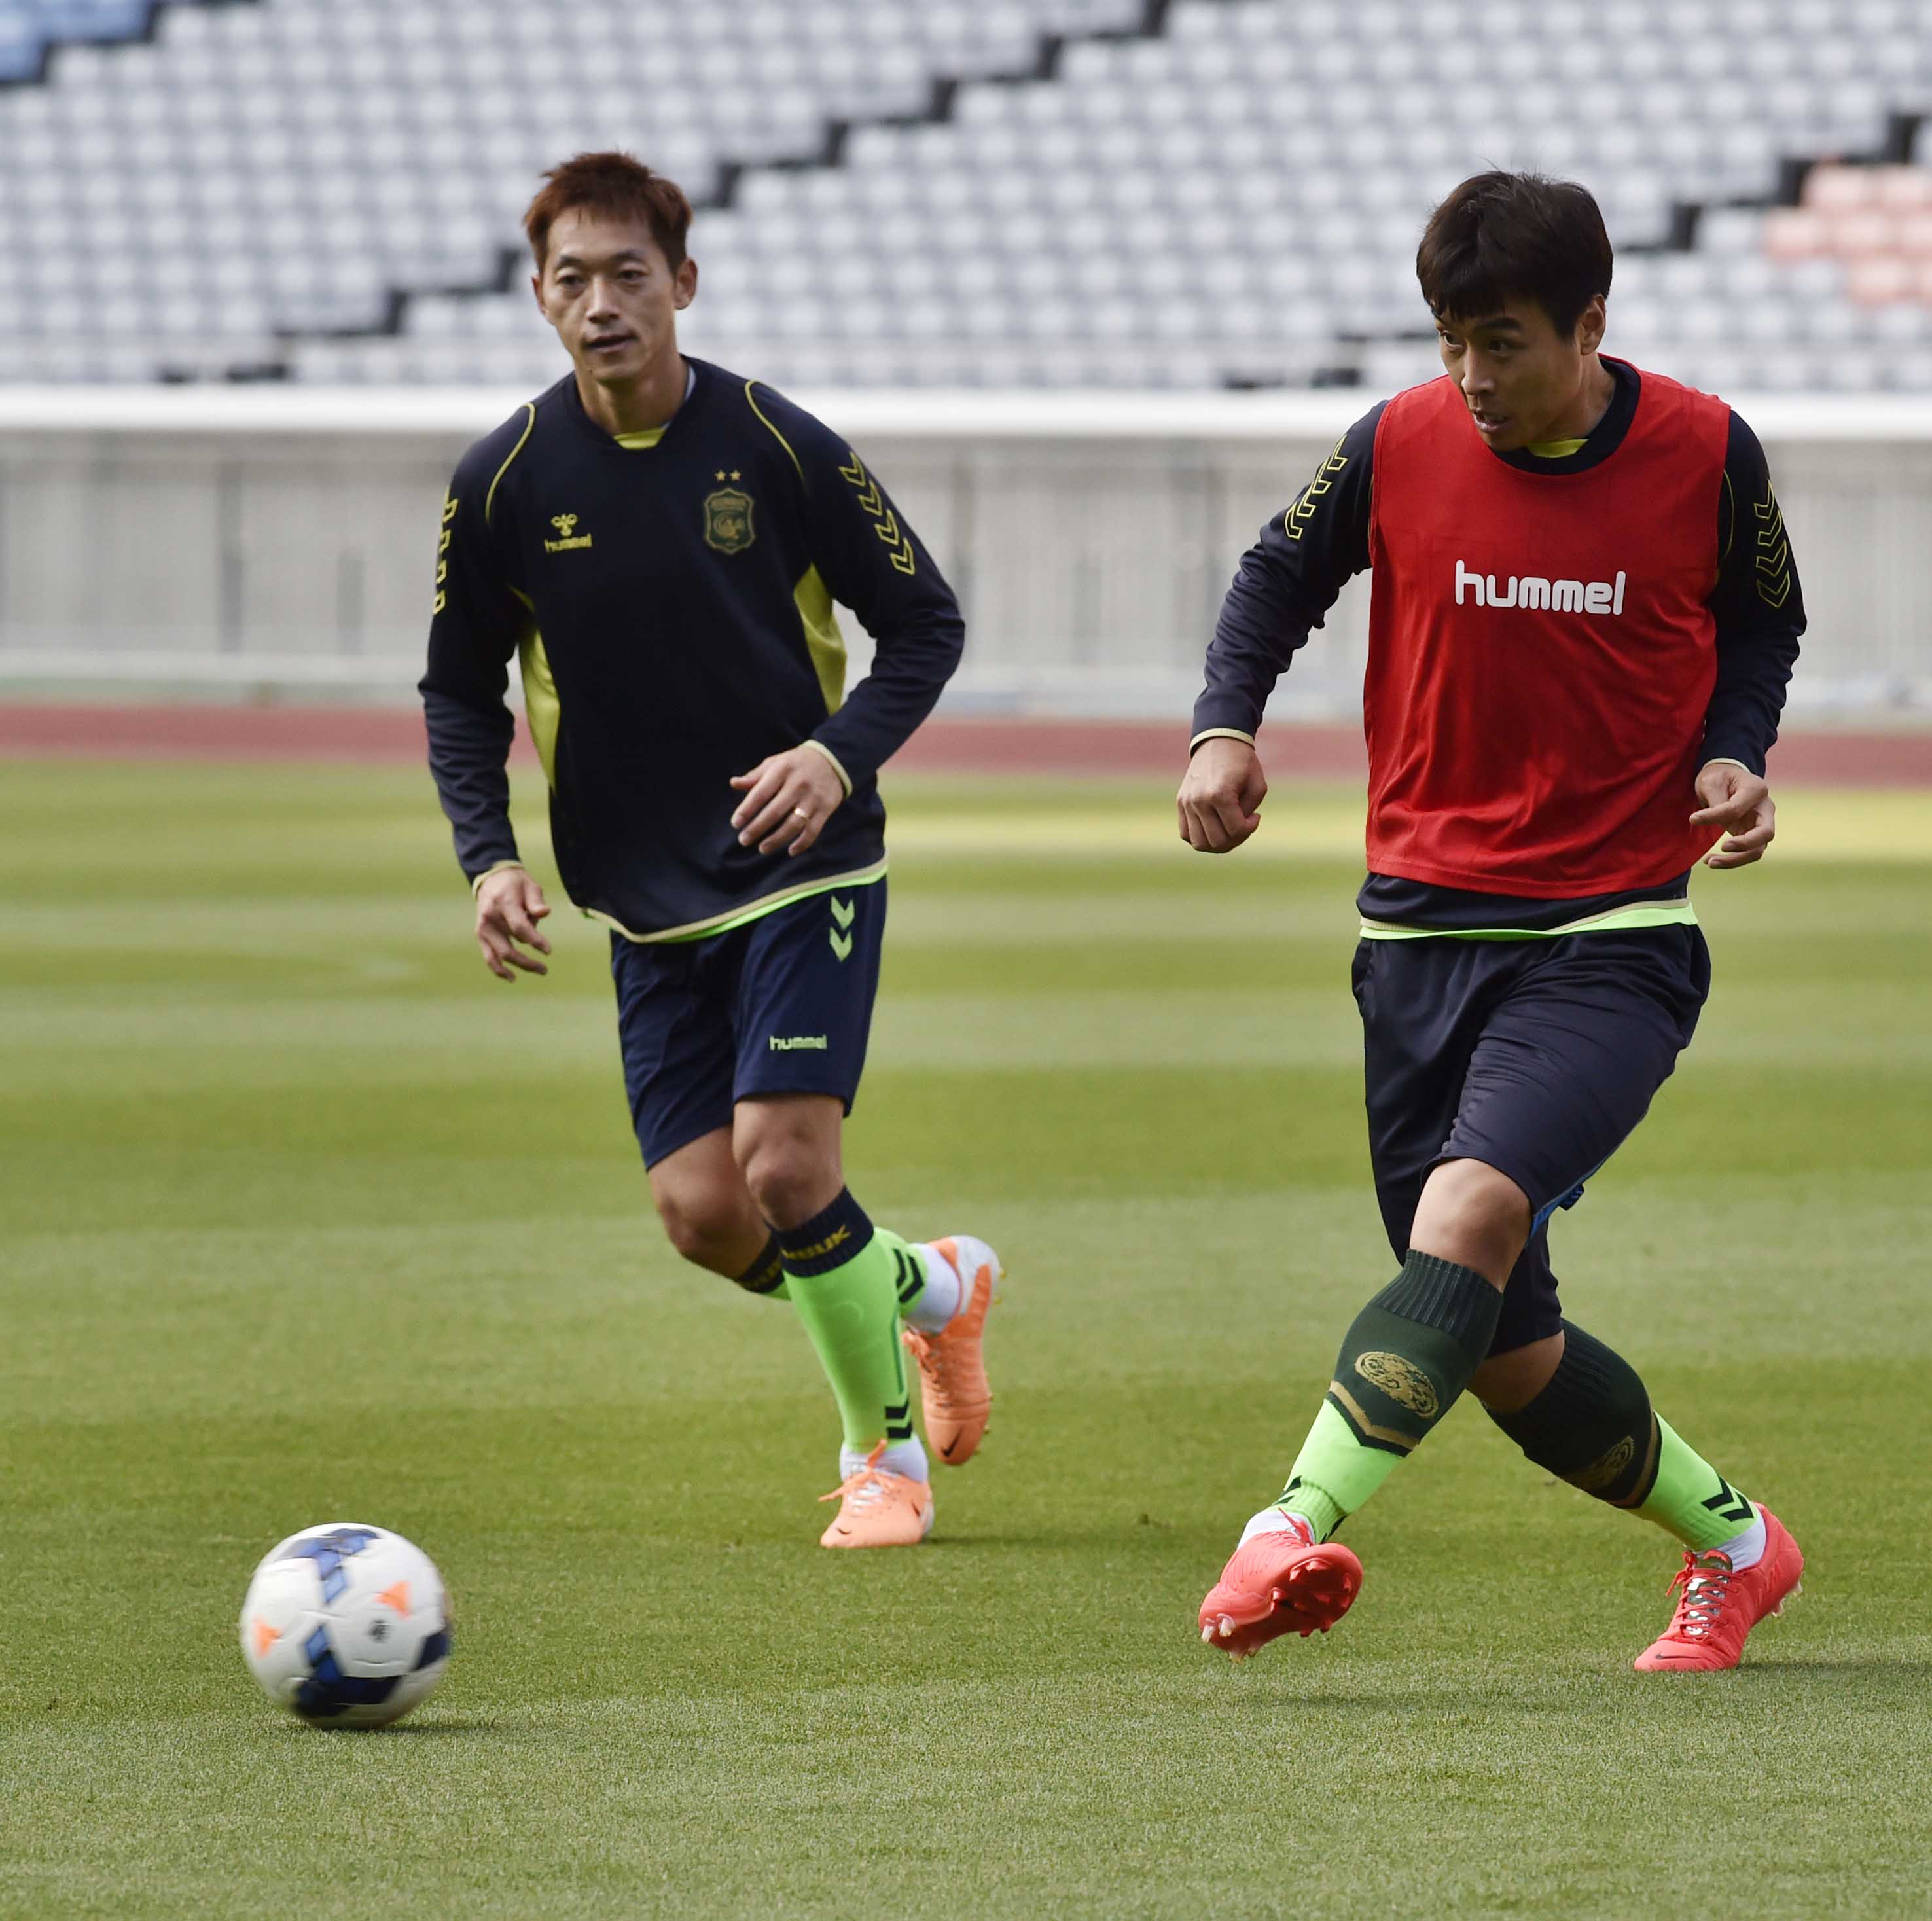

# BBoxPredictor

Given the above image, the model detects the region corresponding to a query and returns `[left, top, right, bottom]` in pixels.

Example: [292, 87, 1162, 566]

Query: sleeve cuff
[1189, 728, 1258, 755]
[802, 737, 854, 796]
[469, 858, 526, 895]
[1698, 753, 1762, 778]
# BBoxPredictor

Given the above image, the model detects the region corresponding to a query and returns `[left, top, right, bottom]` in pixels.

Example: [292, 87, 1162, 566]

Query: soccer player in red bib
[1179, 173, 1806, 1671]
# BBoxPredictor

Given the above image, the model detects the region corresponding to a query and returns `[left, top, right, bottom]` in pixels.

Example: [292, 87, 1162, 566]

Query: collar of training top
[1493, 355, 1641, 479]
[559, 355, 712, 455]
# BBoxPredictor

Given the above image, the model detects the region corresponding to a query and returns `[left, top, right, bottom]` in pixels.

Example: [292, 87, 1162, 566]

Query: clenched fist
[1178, 736, 1268, 854]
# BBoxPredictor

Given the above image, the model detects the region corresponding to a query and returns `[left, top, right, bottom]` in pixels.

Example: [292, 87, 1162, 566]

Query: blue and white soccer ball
[239, 1522, 452, 1728]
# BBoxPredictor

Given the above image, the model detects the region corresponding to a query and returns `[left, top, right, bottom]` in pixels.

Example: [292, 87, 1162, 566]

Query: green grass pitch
[3, 759, 1929, 1919]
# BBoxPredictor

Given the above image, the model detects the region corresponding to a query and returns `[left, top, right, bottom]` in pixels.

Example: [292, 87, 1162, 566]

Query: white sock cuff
[1715, 1506, 1767, 1573]
[1238, 1506, 1310, 1549]
[903, 1242, 962, 1333]
[843, 1439, 929, 1484]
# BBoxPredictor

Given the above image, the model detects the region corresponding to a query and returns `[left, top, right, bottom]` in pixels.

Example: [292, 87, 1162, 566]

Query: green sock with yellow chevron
[1272, 1251, 1503, 1541]
[1637, 1415, 1764, 1566]
[778, 1189, 927, 1484]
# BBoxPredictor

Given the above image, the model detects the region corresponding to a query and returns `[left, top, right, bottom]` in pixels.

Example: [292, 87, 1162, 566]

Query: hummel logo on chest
[545, 513, 593, 554]
[1456, 559, 1626, 615]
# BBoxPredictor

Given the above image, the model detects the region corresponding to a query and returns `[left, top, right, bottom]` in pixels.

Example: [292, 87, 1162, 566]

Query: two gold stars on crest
[714, 470, 742, 482]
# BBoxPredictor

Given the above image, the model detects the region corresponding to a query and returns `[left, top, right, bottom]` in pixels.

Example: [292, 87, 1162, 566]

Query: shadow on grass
[913, 1531, 1192, 1551]
[298, 1718, 497, 1737]
[1738, 1660, 1932, 1678]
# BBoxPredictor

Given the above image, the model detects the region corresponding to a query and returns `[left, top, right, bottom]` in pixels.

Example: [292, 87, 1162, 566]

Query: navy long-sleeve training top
[421, 358, 965, 941]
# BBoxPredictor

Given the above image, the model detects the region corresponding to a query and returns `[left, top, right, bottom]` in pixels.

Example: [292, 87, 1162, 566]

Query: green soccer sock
[1484, 1322, 1757, 1553]
[1276, 1251, 1503, 1541]
[733, 1230, 789, 1302]
[778, 1189, 918, 1460]
[882, 1232, 931, 1323]
[1639, 1416, 1757, 1553]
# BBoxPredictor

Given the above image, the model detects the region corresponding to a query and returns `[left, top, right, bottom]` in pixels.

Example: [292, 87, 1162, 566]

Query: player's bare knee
[1414, 1158, 1531, 1280]
[651, 1182, 738, 1266]
[733, 1102, 842, 1229]
[659, 1207, 719, 1266]
[738, 1143, 836, 1230]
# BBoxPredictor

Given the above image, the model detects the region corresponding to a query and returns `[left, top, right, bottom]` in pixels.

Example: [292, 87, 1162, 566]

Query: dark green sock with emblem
[1274, 1251, 1503, 1541]
[1486, 1323, 1756, 1551]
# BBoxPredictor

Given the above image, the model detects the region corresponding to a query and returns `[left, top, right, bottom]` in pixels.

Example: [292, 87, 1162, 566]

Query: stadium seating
[0, 0, 152, 81]
[0, 0, 1147, 380]
[0, 0, 1930, 388]
[1764, 162, 1932, 304]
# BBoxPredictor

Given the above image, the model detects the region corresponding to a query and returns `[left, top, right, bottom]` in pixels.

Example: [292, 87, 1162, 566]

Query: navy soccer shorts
[611, 878, 887, 1168]
[1351, 926, 1711, 1357]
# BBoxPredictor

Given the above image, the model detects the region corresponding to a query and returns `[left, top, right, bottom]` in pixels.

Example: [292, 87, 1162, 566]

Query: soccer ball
[239, 1522, 452, 1728]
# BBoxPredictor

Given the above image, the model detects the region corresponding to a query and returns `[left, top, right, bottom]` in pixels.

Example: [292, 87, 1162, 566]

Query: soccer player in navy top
[422, 154, 1001, 1549]
[1181, 173, 1806, 1670]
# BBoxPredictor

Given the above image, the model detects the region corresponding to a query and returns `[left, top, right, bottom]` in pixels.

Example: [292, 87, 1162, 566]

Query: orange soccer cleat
[817, 1443, 935, 1549]
[1632, 1507, 1803, 1672]
[902, 1235, 1001, 1467]
[1198, 1513, 1364, 1660]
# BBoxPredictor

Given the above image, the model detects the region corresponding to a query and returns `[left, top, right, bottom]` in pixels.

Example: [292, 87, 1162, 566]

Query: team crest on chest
[704, 472, 755, 555]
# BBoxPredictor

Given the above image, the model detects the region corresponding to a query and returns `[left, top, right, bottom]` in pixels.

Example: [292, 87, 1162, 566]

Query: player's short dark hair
[524, 152, 693, 273]
[1416, 171, 1613, 336]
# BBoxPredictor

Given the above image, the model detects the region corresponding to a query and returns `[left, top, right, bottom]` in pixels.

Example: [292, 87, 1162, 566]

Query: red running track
[1, 704, 1929, 786]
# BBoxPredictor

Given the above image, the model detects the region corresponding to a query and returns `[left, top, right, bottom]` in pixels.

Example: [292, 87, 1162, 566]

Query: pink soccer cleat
[1198, 1513, 1364, 1661]
[1633, 1507, 1803, 1672]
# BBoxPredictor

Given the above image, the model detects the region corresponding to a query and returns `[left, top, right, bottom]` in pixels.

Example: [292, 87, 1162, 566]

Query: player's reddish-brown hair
[524, 152, 694, 273]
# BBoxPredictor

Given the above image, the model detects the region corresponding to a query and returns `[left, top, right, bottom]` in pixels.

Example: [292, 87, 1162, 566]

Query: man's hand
[1178, 736, 1268, 853]
[1690, 761, 1776, 869]
[729, 745, 847, 858]
[474, 865, 553, 980]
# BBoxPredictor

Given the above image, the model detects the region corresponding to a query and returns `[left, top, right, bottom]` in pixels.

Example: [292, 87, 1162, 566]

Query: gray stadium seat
[2, 0, 1932, 386]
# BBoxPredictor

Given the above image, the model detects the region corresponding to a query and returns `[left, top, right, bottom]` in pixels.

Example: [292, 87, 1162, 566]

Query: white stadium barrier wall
[0, 386, 1927, 716]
